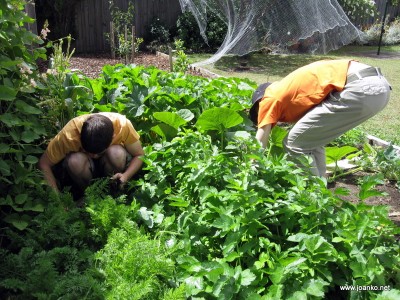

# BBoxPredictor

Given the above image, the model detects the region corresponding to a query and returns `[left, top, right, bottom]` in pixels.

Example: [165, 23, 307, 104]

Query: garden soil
[67, 52, 400, 226]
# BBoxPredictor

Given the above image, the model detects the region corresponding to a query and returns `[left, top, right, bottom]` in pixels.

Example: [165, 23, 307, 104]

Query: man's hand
[256, 124, 272, 149]
[111, 172, 128, 189]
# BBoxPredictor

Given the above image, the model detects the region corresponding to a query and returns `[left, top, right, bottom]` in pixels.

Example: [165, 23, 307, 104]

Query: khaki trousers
[284, 72, 391, 177]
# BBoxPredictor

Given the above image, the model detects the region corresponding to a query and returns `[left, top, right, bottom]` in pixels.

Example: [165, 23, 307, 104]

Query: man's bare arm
[38, 152, 59, 192]
[255, 124, 272, 149]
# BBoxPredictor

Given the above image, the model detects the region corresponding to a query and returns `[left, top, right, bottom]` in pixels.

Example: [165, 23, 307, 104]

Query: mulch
[68, 52, 208, 78]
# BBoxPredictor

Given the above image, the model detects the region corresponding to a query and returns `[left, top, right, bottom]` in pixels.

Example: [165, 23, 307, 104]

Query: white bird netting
[177, 0, 363, 66]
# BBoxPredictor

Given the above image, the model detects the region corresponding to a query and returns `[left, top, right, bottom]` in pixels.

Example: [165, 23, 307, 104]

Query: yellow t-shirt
[258, 59, 351, 128]
[45, 112, 140, 164]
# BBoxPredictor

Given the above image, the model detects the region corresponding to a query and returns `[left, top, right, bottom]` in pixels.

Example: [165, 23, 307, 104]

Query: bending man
[250, 59, 391, 177]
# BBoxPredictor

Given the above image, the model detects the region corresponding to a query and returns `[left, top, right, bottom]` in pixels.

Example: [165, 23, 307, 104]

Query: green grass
[189, 45, 400, 144]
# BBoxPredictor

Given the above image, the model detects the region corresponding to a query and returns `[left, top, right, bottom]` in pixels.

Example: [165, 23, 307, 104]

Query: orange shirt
[46, 112, 140, 164]
[258, 59, 351, 128]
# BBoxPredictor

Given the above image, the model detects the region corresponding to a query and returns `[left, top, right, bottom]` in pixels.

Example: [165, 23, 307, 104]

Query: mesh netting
[178, 0, 363, 66]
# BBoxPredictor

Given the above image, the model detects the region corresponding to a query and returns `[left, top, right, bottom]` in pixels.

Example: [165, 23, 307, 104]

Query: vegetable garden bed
[2, 52, 399, 298]
[68, 52, 400, 223]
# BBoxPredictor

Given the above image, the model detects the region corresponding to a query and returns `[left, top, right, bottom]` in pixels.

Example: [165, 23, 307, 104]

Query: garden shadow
[213, 53, 339, 77]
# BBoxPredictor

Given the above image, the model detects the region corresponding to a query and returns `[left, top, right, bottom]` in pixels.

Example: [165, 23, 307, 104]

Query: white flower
[30, 78, 37, 88]
[40, 27, 50, 40]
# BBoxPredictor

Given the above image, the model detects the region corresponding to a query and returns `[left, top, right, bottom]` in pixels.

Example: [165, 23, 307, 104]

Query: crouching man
[38, 112, 144, 198]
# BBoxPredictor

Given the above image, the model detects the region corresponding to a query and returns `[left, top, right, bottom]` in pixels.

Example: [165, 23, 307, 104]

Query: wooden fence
[74, 0, 182, 53]
[24, 2, 37, 35]
[26, 0, 399, 53]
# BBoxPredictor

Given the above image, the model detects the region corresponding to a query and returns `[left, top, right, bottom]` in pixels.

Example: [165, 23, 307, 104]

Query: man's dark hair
[249, 82, 271, 125]
[81, 114, 113, 154]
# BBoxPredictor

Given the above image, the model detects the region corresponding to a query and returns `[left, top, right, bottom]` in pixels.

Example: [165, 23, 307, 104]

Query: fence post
[110, 21, 115, 59]
[377, 0, 390, 55]
[131, 26, 135, 62]
[124, 25, 128, 64]
[168, 46, 173, 72]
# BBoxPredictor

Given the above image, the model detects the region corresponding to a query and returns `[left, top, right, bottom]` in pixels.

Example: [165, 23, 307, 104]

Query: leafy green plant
[175, 10, 227, 53]
[147, 17, 171, 53]
[358, 173, 388, 200]
[338, 0, 377, 24]
[173, 39, 190, 73]
[195, 107, 243, 148]
[48, 33, 75, 74]
[0, 0, 48, 231]
[384, 17, 400, 45]
[326, 145, 360, 181]
[71, 64, 254, 143]
[358, 143, 400, 188]
[330, 127, 366, 148]
[361, 18, 400, 46]
[107, 0, 143, 62]
[0, 190, 103, 299]
[95, 224, 176, 300]
[135, 130, 400, 299]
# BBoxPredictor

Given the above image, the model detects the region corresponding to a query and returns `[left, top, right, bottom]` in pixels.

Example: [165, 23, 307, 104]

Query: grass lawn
[188, 45, 400, 144]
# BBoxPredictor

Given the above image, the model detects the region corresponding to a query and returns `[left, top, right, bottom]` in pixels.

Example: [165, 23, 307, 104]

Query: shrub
[175, 11, 226, 53]
[361, 18, 400, 46]
[384, 18, 400, 45]
[0, 0, 48, 231]
[146, 17, 171, 53]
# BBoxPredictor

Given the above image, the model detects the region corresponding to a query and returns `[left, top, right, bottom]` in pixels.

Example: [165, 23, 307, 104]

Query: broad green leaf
[0, 55, 21, 69]
[177, 109, 194, 121]
[334, 187, 350, 196]
[269, 266, 285, 285]
[0, 160, 11, 176]
[224, 251, 240, 262]
[15, 193, 28, 205]
[287, 291, 307, 300]
[23, 203, 44, 212]
[153, 111, 187, 129]
[326, 146, 358, 164]
[196, 107, 243, 133]
[283, 257, 307, 269]
[0, 113, 23, 126]
[167, 195, 189, 207]
[184, 276, 204, 291]
[202, 262, 224, 283]
[358, 174, 387, 200]
[25, 155, 38, 164]
[0, 143, 10, 153]
[94, 104, 112, 112]
[270, 126, 288, 147]
[151, 123, 178, 140]
[240, 269, 256, 286]
[376, 289, 400, 300]
[287, 233, 309, 242]
[15, 100, 42, 114]
[21, 130, 40, 143]
[0, 85, 17, 101]
[303, 279, 328, 297]
[226, 130, 252, 141]
[138, 207, 154, 228]
[4, 213, 30, 230]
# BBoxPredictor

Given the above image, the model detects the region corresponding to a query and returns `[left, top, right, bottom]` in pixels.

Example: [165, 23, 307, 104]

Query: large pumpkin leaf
[195, 107, 243, 133]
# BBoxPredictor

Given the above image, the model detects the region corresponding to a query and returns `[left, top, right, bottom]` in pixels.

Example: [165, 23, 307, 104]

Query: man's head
[81, 114, 113, 154]
[249, 82, 271, 125]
